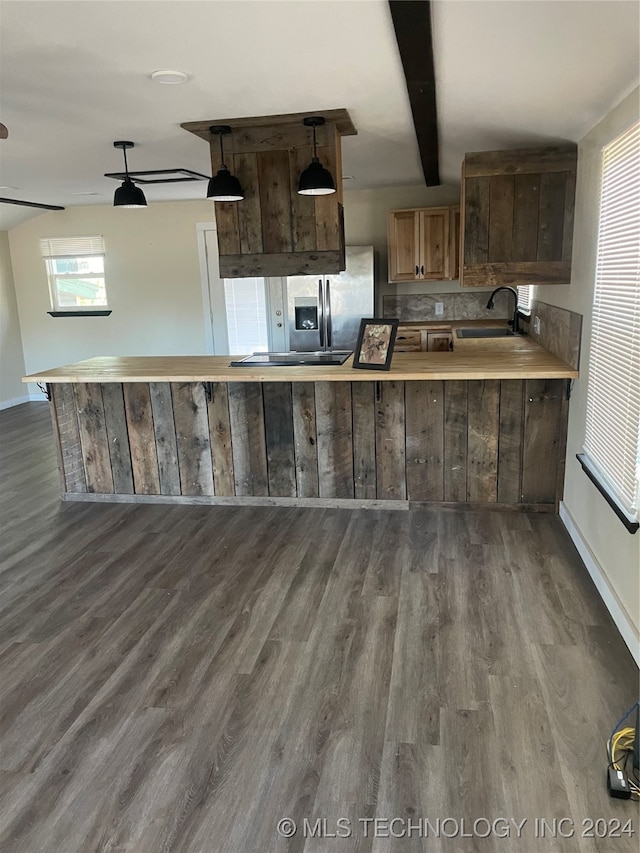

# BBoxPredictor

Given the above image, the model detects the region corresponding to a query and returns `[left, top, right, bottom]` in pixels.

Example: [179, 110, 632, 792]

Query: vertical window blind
[517, 285, 533, 313]
[583, 120, 640, 524]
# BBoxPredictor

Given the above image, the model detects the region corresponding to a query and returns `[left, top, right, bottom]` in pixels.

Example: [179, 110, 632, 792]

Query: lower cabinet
[395, 325, 453, 352]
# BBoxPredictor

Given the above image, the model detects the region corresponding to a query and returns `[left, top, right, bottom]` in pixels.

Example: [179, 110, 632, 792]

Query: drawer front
[395, 330, 423, 351]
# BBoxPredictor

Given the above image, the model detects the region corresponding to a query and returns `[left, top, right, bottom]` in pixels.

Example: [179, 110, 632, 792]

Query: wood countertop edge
[23, 350, 578, 383]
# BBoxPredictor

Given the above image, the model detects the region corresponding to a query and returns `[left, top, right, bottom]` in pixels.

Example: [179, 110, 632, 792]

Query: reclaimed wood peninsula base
[26, 353, 578, 512]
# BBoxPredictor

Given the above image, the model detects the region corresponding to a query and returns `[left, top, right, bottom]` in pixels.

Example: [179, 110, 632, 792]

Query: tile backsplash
[525, 300, 583, 370]
[383, 291, 512, 322]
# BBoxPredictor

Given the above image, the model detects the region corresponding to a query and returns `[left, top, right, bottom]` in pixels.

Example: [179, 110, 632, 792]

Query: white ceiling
[1, 0, 638, 230]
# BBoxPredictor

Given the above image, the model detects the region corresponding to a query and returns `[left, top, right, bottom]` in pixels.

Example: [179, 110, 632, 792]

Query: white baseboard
[559, 501, 639, 666]
[0, 393, 45, 410]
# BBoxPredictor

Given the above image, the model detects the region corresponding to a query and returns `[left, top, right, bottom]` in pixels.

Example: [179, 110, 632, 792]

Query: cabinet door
[388, 210, 419, 282]
[450, 206, 461, 280]
[427, 332, 453, 352]
[418, 208, 450, 279]
[461, 146, 577, 288]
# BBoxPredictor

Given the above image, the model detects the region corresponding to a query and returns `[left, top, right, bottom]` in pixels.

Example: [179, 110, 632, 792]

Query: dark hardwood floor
[0, 402, 637, 852]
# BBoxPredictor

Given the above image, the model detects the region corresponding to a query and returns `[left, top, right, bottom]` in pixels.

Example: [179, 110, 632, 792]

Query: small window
[517, 285, 533, 314]
[581, 120, 640, 530]
[223, 277, 270, 355]
[40, 236, 107, 312]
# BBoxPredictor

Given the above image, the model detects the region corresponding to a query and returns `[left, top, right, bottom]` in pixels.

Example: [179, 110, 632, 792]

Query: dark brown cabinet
[460, 146, 577, 288]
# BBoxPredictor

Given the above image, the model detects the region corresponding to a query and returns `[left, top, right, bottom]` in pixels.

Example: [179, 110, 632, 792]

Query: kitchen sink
[456, 328, 517, 338]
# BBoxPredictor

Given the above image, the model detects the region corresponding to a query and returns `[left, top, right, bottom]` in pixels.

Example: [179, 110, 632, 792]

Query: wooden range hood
[181, 110, 356, 278]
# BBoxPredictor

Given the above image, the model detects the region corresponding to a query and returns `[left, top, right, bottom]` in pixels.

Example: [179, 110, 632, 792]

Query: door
[200, 227, 286, 354]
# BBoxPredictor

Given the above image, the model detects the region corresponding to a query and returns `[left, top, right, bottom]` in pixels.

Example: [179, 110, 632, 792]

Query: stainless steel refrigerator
[286, 246, 375, 352]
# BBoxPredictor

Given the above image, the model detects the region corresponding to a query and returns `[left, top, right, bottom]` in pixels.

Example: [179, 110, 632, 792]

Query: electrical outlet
[435, 302, 444, 317]
[534, 316, 541, 335]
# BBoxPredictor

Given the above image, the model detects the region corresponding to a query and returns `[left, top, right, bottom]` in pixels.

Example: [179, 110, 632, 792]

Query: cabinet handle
[421, 265, 424, 275]
[415, 265, 419, 275]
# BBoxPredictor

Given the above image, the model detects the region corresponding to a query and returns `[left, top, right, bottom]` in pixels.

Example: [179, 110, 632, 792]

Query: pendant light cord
[122, 146, 130, 179]
[312, 123, 318, 163]
[219, 133, 226, 170]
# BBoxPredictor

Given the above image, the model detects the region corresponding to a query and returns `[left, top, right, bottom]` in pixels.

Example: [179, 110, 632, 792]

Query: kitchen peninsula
[25, 330, 578, 512]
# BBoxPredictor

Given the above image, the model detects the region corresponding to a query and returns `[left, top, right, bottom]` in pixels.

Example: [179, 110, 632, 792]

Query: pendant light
[207, 126, 244, 202]
[112, 141, 147, 208]
[298, 116, 336, 196]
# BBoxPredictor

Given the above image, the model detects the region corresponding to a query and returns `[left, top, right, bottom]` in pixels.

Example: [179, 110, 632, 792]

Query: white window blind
[583, 120, 640, 523]
[40, 235, 107, 311]
[39, 235, 105, 258]
[517, 285, 533, 313]
[223, 277, 269, 355]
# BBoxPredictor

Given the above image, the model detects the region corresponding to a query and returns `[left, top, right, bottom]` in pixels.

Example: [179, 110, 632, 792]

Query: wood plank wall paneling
[74, 383, 114, 494]
[262, 382, 296, 497]
[149, 382, 181, 496]
[58, 380, 566, 509]
[522, 379, 564, 503]
[406, 380, 443, 501]
[51, 384, 87, 494]
[467, 380, 500, 502]
[235, 152, 263, 255]
[291, 382, 319, 498]
[375, 381, 406, 500]
[351, 382, 377, 500]
[122, 383, 160, 495]
[257, 150, 292, 254]
[443, 379, 468, 502]
[101, 383, 134, 495]
[228, 383, 268, 497]
[496, 379, 525, 504]
[171, 382, 214, 497]
[289, 147, 316, 253]
[315, 381, 354, 498]
[208, 382, 235, 497]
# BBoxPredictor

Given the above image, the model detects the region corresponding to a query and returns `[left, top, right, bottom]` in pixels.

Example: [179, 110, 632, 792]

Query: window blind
[583, 120, 640, 522]
[40, 235, 104, 258]
[517, 285, 533, 313]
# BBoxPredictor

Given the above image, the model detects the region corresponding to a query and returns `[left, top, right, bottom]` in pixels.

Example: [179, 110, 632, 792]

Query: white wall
[536, 87, 640, 643]
[9, 200, 214, 387]
[0, 230, 27, 406]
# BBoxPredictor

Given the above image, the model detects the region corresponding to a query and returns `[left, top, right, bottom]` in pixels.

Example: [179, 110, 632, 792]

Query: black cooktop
[229, 351, 352, 367]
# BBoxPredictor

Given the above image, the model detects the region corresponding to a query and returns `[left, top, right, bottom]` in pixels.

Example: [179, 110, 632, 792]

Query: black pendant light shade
[298, 117, 336, 196]
[112, 142, 147, 208]
[207, 126, 244, 202]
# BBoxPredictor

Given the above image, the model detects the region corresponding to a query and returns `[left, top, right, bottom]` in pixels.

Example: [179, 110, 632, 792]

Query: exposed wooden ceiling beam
[389, 0, 440, 186]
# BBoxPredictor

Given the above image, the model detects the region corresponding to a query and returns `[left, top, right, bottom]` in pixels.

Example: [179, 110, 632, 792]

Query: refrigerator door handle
[318, 279, 325, 349]
[326, 279, 332, 348]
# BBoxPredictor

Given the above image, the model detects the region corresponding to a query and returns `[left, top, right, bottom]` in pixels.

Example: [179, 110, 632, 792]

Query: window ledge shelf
[48, 310, 112, 317]
[576, 453, 639, 534]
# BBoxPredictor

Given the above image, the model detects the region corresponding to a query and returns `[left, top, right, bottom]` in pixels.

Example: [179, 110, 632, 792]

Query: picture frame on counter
[352, 318, 399, 371]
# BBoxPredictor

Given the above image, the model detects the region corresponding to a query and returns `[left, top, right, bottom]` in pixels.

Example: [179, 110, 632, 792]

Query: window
[40, 236, 107, 312]
[580, 120, 640, 531]
[223, 277, 269, 355]
[517, 285, 533, 314]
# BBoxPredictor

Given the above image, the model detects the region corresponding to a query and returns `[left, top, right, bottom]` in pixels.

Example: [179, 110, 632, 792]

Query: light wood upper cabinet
[388, 206, 458, 282]
[460, 146, 577, 288]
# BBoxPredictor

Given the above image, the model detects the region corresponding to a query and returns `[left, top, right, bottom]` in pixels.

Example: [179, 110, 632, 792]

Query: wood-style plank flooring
[1, 402, 638, 852]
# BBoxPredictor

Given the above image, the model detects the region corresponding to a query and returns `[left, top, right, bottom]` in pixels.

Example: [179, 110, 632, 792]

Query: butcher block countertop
[24, 340, 578, 383]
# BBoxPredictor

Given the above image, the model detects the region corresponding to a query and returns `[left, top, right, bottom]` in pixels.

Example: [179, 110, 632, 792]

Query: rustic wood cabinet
[460, 146, 577, 288]
[394, 325, 453, 352]
[182, 111, 356, 278]
[388, 207, 457, 282]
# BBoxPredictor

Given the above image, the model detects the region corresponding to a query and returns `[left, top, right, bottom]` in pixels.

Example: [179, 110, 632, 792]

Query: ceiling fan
[0, 121, 65, 210]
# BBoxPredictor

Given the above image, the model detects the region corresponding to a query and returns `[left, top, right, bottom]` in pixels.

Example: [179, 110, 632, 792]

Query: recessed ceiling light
[151, 69, 189, 85]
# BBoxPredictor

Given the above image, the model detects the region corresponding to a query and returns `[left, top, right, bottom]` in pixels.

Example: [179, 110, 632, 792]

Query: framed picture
[352, 318, 399, 370]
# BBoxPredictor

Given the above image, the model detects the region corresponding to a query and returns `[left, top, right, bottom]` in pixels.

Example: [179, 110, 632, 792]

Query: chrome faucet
[486, 286, 520, 334]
